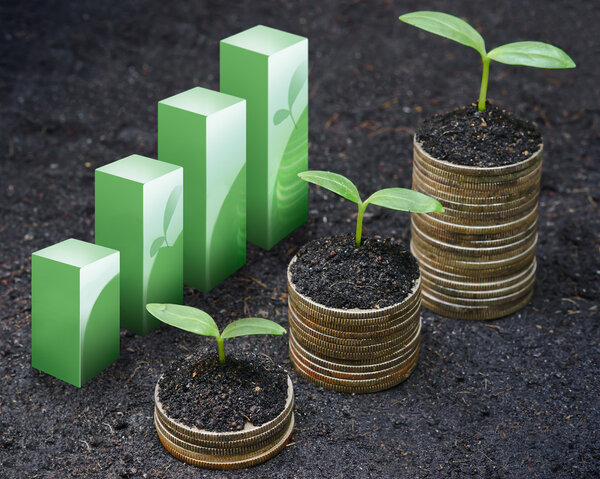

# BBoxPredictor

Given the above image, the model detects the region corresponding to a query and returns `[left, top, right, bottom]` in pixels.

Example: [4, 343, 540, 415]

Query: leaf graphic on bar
[163, 185, 183, 238]
[208, 166, 246, 287]
[272, 105, 308, 239]
[288, 60, 308, 111]
[272, 60, 308, 128]
[150, 236, 165, 258]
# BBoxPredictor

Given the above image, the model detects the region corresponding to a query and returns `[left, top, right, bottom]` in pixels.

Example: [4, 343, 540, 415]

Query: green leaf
[488, 41, 575, 69]
[146, 303, 220, 338]
[364, 188, 444, 213]
[298, 170, 361, 205]
[288, 60, 308, 109]
[399, 11, 486, 57]
[150, 236, 165, 257]
[221, 318, 286, 340]
[163, 185, 183, 236]
[273, 109, 290, 125]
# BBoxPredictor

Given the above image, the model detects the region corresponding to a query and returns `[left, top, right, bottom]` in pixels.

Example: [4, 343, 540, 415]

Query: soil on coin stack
[290, 234, 419, 309]
[157, 352, 288, 432]
[416, 103, 542, 167]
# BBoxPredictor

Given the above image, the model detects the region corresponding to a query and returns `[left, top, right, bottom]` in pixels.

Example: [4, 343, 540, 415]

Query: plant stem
[478, 56, 491, 112]
[355, 203, 366, 248]
[217, 337, 225, 364]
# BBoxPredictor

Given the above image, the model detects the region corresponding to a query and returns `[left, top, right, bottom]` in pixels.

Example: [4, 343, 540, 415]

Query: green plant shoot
[298, 170, 444, 248]
[146, 303, 286, 365]
[398, 11, 576, 111]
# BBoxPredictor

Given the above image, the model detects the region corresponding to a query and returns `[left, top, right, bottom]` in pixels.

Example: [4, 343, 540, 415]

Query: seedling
[298, 170, 443, 248]
[398, 11, 576, 111]
[146, 303, 286, 364]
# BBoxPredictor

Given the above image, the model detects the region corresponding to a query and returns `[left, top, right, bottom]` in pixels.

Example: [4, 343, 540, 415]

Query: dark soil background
[1, 1, 598, 477]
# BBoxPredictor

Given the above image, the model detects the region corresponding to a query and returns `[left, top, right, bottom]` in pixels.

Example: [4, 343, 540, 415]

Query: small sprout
[146, 303, 286, 365]
[398, 11, 576, 112]
[298, 170, 444, 248]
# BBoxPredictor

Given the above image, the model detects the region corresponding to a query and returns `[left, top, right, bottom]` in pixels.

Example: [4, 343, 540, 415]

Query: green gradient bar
[221, 25, 308, 250]
[95, 155, 183, 335]
[31, 239, 119, 387]
[158, 87, 246, 292]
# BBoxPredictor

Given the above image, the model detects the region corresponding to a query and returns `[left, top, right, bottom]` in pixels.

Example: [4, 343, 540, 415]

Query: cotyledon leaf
[488, 41, 576, 68]
[364, 188, 444, 213]
[298, 170, 361, 205]
[221, 317, 286, 339]
[399, 11, 486, 57]
[146, 303, 220, 338]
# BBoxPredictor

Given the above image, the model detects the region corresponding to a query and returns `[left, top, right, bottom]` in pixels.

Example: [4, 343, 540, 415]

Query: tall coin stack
[287, 257, 422, 393]
[410, 139, 543, 320]
[154, 376, 295, 470]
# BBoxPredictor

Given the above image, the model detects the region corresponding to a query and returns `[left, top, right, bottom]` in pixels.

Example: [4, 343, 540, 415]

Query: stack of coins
[154, 376, 294, 470]
[287, 257, 422, 393]
[410, 138, 543, 320]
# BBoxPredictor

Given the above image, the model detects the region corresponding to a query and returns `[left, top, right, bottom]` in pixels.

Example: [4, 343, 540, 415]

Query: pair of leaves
[150, 185, 183, 258]
[146, 303, 286, 340]
[399, 11, 575, 68]
[274, 60, 308, 126]
[298, 170, 444, 214]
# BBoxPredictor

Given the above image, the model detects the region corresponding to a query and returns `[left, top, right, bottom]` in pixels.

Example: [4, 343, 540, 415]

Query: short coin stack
[287, 258, 422, 393]
[154, 376, 295, 470]
[410, 139, 543, 320]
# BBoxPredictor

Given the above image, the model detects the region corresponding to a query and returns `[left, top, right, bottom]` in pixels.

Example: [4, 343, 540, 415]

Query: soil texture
[290, 234, 418, 309]
[157, 351, 288, 432]
[416, 103, 542, 167]
[1, 1, 598, 478]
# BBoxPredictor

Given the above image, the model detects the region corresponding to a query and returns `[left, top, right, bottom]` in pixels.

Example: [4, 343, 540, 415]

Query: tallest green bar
[220, 25, 308, 250]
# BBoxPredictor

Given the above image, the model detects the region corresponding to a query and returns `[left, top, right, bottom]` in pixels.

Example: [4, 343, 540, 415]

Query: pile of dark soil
[157, 352, 288, 432]
[290, 234, 419, 309]
[416, 103, 542, 167]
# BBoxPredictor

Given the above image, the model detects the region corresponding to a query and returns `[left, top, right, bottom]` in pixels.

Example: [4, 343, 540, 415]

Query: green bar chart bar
[220, 25, 308, 250]
[31, 239, 120, 387]
[95, 155, 183, 335]
[158, 87, 246, 292]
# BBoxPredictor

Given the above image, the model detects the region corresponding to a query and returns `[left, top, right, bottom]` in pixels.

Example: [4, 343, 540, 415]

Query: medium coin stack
[287, 257, 422, 393]
[410, 138, 543, 320]
[154, 376, 295, 470]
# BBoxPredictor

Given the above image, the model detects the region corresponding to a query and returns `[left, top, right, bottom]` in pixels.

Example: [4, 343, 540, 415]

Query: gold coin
[155, 409, 292, 456]
[412, 205, 538, 236]
[411, 218, 537, 254]
[411, 213, 537, 245]
[418, 259, 536, 292]
[413, 153, 542, 189]
[420, 267, 536, 300]
[156, 413, 294, 470]
[411, 239, 537, 273]
[422, 287, 534, 321]
[291, 346, 420, 393]
[290, 334, 419, 380]
[288, 299, 420, 339]
[289, 325, 421, 373]
[412, 226, 538, 262]
[289, 310, 420, 353]
[289, 318, 420, 360]
[413, 138, 543, 178]
[288, 290, 421, 333]
[155, 398, 294, 451]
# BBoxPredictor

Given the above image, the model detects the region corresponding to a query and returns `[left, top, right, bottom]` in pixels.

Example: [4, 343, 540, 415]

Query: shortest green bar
[31, 239, 120, 387]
